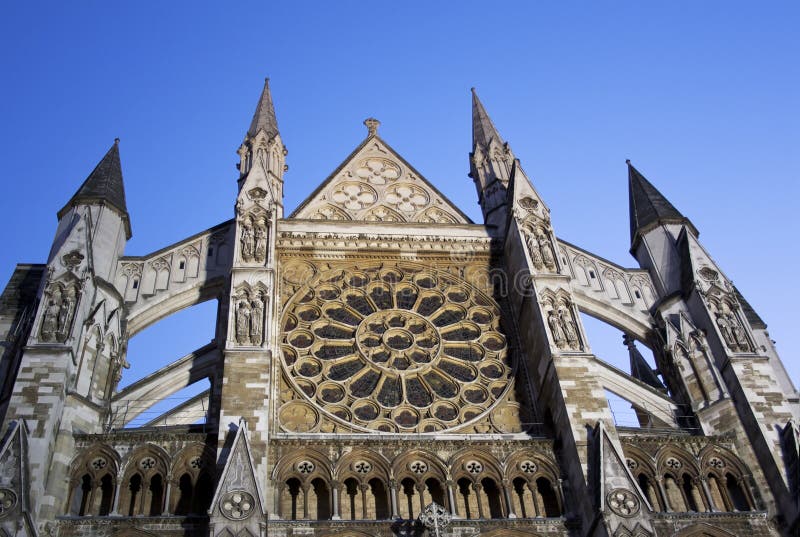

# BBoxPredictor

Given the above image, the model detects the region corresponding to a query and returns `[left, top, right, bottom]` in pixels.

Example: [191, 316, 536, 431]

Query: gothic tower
[0, 81, 797, 537]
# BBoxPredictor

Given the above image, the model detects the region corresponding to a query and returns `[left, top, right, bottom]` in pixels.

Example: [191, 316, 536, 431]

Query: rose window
[220, 491, 255, 520]
[280, 262, 512, 433]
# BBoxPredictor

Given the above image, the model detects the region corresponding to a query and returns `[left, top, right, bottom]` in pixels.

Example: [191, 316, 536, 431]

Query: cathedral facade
[0, 80, 797, 537]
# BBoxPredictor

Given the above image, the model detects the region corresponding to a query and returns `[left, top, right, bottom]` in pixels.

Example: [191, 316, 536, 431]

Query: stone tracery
[280, 261, 513, 433]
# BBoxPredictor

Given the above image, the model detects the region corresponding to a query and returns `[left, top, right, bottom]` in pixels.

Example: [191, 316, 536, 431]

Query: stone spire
[627, 160, 696, 245]
[471, 87, 504, 148]
[624, 335, 666, 391]
[58, 139, 131, 238]
[247, 78, 279, 139]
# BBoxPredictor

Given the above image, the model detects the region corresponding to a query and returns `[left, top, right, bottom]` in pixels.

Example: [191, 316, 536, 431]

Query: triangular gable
[209, 420, 265, 528]
[0, 421, 37, 536]
[591, 421, 654, 534]
[291, 135, 472, 224]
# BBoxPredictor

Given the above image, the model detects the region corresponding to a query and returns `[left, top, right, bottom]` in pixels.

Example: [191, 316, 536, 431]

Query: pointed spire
[628, 160, 696, 245]
[624, 335, 667, 391]
[471, 88, 504, 148]
[247, 78, 279, 139]
[59, 139, 131, 238]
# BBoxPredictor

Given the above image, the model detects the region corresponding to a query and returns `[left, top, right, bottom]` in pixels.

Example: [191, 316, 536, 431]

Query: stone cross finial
[364, 117, 380, 136]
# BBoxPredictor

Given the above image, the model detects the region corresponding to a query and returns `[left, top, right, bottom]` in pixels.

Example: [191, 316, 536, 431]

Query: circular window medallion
[519, 460, 537, 474]
[220, 490, 255, 520]
[606, 488, 640, 517]
[139, 457, 156, 471]
[90, 457, 108, 471]
[280, 262, 513, 433]
[0, 488, 17, 518]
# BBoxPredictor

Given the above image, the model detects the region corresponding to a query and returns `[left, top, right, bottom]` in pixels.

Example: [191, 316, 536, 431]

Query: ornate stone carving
[519, 460, 537, 474]
[278, 402, 318, 433]
[606, 488, 640, 517]
[239, 212, 269, 264]
[352, 461, 372, 474]
[40, 279, 80, 343]
[708, 296, 751, 353]
[385, 184, 429, 214]
[234, 284, 268, 346]
[541, 292, 582, 351]
[295, 460, 315, 474]
[219, 490, 255, 520]
[331, 182, 378, 211]
[0, 488, 16, 518]
[464, 460, 483, 474]
[61, 250, 84, 271]
[408, 460, 428, 474]
[355, 157, 401, 185]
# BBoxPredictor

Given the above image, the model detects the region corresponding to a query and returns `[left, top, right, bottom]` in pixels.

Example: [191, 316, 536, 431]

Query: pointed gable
[291, 123, 472, 225]
[209, 420, 265, 522]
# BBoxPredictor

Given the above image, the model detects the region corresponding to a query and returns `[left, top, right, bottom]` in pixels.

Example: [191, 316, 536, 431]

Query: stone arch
[698, 445, 755, 512]
[67, 443, 120, 516]
[125, 276, 225, 337]
[391, 450, 447, 520]
[572, 296, 651, 342]
[169, 443, 216, 515]
[274, 449, 333, 521]
[503, 450, 562, 519]
[118, 444, 170, 516]
[621, 444, 662, 511]
[655, 446, 702, 512]
[450, 450, 506, 519]
[334, 449, 392, 521]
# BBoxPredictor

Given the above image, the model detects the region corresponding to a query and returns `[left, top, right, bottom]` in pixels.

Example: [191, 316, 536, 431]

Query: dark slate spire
[628, 160, 697, 245]
[471, 88, 504, 148]
[59, 139, 131, 238]
[624, 335, 667, 391]
[247, 78, 279, 139]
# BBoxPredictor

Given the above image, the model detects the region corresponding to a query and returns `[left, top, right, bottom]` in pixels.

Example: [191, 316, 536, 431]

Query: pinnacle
[471, 88, 504, 149]
[628, 160, 695, 244]
[58, 140, 131, 238]
[247, 78, 279, 139]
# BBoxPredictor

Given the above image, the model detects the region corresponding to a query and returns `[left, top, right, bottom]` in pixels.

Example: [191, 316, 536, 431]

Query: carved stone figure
[235, 300, 251, 345]
[547, 309, 565, 346]
[728, 313, 749, 351]
[57, 286, 76, 340]
[240, 222, 255, 262]
[250, 297, 264, 345]
[253, 222, 267, 263]
[526, 232, 544, 269]
[715, 313, 736, 349]
[538, 231, 556, 270]
[559, 306, 580, 349]
[40, 289, 61, 342]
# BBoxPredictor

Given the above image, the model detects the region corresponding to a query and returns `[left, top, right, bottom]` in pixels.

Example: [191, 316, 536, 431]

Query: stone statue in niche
[250, 295, 264, 346]
[547, 309, 565, 347]
[254, 218, 267, 263]
[40, 288, 61, 341]
[239, 214, 268, 264]
[235, 300, 251, 345]
[559, 305, 580, 349]
[538, 229, 556, 270]
[240, 220, 255, 262]
[526, 231, 544, 270]
[715, 312, 735, 349]
[40, 282, 79, 343]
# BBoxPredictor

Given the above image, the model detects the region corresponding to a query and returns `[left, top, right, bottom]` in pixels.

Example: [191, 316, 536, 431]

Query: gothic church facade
[0, 80, 798, 537]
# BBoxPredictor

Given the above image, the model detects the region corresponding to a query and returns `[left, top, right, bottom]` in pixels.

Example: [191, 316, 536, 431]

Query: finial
[625, 159, 631, 165]
[622, 334, 635, 349]
[364, 117, 380, 136]
[471, 87, 476, 92]
[114, 138, 120, 145]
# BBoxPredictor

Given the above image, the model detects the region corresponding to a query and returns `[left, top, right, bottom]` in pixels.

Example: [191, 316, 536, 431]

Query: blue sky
[1, 2, 797, 415]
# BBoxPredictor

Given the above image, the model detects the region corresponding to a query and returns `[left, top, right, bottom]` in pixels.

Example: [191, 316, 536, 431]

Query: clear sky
[1, 2, 797, 419]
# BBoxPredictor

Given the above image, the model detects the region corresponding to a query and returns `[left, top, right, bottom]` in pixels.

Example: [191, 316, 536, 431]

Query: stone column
[502, 479, 516, 518]
[415, 483, 426, 516]
[699, 476, 718, 512]
[473, 482, 485, 519]
[110, 477, 122, 516]
[331, 482, 340, 520]
[301, 484, 309, 519]
[162, 480, 172, 515]
[389, 480, 399, 519]
[446, 480, 457, 517]
[530, 483, 542, 517]
[360, 483, 370, 519]
[655, 477, 670, 512]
